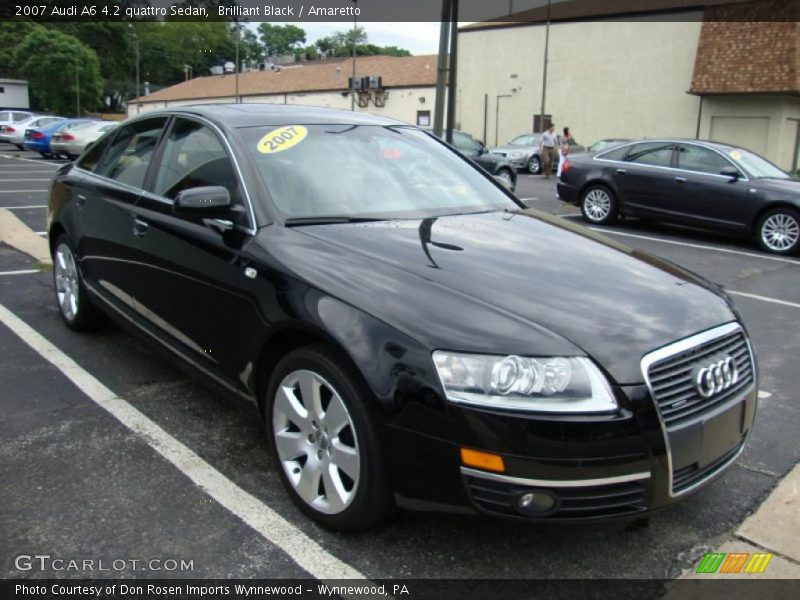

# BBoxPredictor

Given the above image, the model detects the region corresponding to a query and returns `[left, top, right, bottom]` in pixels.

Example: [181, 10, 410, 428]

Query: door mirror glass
[173, 186, 231, 212]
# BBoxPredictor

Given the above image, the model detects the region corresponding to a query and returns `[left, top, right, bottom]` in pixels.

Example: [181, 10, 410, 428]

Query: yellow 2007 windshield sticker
[257, 125, 308, 154]
[729, 150, 742, 161]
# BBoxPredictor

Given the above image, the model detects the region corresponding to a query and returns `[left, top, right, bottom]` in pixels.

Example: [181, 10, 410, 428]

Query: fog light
[516, 490, 558, 516]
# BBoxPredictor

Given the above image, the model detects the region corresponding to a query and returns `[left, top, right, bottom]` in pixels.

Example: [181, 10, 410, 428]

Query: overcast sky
[259, 22, 453, 56]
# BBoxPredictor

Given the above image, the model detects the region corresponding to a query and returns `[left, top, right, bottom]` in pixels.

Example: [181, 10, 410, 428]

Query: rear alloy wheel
[52, 235, 105, 331]
[757, 208, 800, 255]
[580, 186, 617, 225]
[527, 155, 542, 175]
[266, 345, 393, 531]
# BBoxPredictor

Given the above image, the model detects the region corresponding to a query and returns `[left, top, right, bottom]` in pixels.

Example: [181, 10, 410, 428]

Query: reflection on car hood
[490, 144, 536, 153]
[270, 211, 736, 384]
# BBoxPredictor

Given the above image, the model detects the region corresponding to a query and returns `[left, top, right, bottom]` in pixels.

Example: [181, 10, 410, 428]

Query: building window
[532, 114, 552, 133]
[416, 111, 431, 127]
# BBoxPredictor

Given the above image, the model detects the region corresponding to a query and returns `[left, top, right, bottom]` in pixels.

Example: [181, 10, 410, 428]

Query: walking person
[539, 123, 559, 178]
[557, 126, 573, 178]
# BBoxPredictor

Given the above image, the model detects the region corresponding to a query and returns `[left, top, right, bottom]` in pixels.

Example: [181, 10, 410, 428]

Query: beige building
[458, 0, 800, 171]
[129, 54, 441, 128]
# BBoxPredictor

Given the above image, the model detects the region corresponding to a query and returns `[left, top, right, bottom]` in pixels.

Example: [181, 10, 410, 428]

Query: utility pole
[75, 55, 80, 116]
[432, 0, 451, 138]
[538, 0, 552, 131]
[235, 21, 240, 103]
[135, 35, 140, 115]
[350, 0, 358, 111]
[445, 0, 459, 145]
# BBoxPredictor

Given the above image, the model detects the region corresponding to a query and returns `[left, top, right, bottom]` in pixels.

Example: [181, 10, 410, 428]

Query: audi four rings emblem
[696, 356, 739, 398]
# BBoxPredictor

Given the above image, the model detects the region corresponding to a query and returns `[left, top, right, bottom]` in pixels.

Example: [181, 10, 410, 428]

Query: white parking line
[0, 155, 62, 166]
[0, 302, 367, 582]
[0, 269, 40, 276]
[0, 178, 53, 182]
[728, 290, 800, 310]
[0, 170, 56, 174]
[758, 391, 773, 400]
[1, 205, 46, 209]
[0, 191, 48, 194]
[583, 226, 800, 266]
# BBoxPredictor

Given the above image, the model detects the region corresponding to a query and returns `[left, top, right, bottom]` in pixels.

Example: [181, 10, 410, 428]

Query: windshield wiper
[284, 216, 386, 227]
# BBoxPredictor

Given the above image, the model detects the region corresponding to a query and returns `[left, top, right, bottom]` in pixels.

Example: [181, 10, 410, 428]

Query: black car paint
[557, 140, 800, 237]
[48, 106, 756, 521]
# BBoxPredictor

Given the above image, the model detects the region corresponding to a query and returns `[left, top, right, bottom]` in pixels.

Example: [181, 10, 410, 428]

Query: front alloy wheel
[758, 208, 799, 255]
[581, 186, 617, 225]
[528, 155, 542, 175]
[266, 345, 393, 530]
[496, 168, 514, 190]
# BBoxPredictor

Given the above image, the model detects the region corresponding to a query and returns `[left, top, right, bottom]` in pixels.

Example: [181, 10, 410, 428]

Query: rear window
[597, 145, 629, 161]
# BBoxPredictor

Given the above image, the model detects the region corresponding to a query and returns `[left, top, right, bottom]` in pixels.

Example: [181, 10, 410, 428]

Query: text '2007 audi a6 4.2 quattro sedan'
[48, 105, 757, 530]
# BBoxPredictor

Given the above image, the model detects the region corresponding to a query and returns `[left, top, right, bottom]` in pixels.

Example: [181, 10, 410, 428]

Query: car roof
[601, 138, 747, 153]
[135, 103, 407, 128]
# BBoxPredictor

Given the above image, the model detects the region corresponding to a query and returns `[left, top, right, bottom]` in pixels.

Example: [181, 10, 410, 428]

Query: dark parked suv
[48, 105, 757, 530]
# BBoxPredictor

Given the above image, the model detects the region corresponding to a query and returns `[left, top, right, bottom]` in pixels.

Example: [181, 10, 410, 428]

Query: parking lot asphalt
[1, 145, 799, 584]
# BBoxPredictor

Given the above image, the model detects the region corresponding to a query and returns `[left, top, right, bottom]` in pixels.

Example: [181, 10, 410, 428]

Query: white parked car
[51, 121, 118, 160]
[0, 110, 36, 139]
[0, 115, 64, 148]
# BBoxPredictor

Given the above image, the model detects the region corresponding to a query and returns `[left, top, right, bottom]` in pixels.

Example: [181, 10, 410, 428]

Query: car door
[612, 141, 677, 217]
[672, 143, 752, 231]
[130, 116, 266, 392]
[73, 116, 169, 317]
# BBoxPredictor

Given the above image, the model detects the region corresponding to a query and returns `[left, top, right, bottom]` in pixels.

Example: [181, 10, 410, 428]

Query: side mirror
[174, 186, 231, 213]
[720, 166, 741, 181]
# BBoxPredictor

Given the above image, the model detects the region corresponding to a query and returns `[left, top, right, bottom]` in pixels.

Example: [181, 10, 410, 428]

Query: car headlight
[432, 351, 617, 413]
[509, 151, 524, 158]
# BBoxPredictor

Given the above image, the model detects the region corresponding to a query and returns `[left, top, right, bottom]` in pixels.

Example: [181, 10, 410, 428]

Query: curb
[0, 207, 51, 265]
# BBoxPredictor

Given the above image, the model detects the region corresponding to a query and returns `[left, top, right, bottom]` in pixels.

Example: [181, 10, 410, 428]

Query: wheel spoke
[298, 372, 324, 419]
[294, 459, 323, 503]
[322, 463, 349, 513]
[330, 439, 360, 481]
[323, 393, 350, 435]
[274, 430, 307, 461]
[274, 385, 310, 433]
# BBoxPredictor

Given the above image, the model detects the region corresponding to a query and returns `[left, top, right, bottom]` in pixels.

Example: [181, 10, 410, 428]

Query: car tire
[756, 207, 800, 255]
[580, 185, 618, 225]
[527, 155, 542, 175]
[495, 168, 514, 190]
[265, 344, 394, 531]
[52, 234, 106, 331]
[14, 144, 23, 150]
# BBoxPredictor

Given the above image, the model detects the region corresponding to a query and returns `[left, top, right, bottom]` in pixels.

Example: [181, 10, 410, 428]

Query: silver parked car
[51, 120, 118, 160]
[0, 114, 64, 149]
[491, 133, 586, 174]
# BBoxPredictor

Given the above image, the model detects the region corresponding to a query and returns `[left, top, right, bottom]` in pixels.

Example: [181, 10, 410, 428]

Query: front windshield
[240, 124, 518, 220]
[725, 148, 789, 179]
[509, 134, 536, 146]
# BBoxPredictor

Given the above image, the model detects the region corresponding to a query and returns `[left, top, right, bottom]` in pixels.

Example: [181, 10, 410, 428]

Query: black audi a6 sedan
[48, 105, 757, 530]
[557, 139, 800, 255]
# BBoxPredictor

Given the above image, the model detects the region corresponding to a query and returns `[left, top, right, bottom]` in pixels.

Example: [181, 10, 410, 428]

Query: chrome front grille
[645, 325, 755, 428]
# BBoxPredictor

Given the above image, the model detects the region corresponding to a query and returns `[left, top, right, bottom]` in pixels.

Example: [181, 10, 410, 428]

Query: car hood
[269, 211, 736, 384]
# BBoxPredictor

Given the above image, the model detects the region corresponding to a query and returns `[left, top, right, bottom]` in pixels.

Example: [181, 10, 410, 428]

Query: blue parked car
[23, 118, 94, 158]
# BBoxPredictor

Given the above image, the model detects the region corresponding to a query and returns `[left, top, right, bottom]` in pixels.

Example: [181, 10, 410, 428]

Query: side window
[677, 145, 735, 176]
[625, 142, 674, 168]
[96, 117, 167, 188]
[78, 134, 114, 171]
[597, 145, 630, 161]
[13, 112, 30, 122]
[0, 112, 9, 122]
[152, 118, 241, 204]
[452, 132, 481, 155]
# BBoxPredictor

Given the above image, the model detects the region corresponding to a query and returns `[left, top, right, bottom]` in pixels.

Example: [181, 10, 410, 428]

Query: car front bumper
[389, 325, 758, 521]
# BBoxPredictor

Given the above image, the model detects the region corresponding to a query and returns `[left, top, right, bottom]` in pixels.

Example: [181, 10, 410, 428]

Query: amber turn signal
[460, 447, 505, 473]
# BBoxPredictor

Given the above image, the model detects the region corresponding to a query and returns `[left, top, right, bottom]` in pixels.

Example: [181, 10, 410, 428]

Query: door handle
[133, 218, 149, 237]
[616, 169, 626, 175]
[76, 194, 86, 207]
[675, 177, 687, 183]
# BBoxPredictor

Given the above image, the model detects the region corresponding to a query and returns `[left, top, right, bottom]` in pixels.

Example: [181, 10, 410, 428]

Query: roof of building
[690, 1, 800, 95]
[135, 54, 439, 104]
[459, 0, 745, 31]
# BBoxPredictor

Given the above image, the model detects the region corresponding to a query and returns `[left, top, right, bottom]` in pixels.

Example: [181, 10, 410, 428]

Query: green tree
[313, 28, 411, 58]
[257, 23, 306, 57]
[15, 27, 103, 115]
[0, 21, 37, 78]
